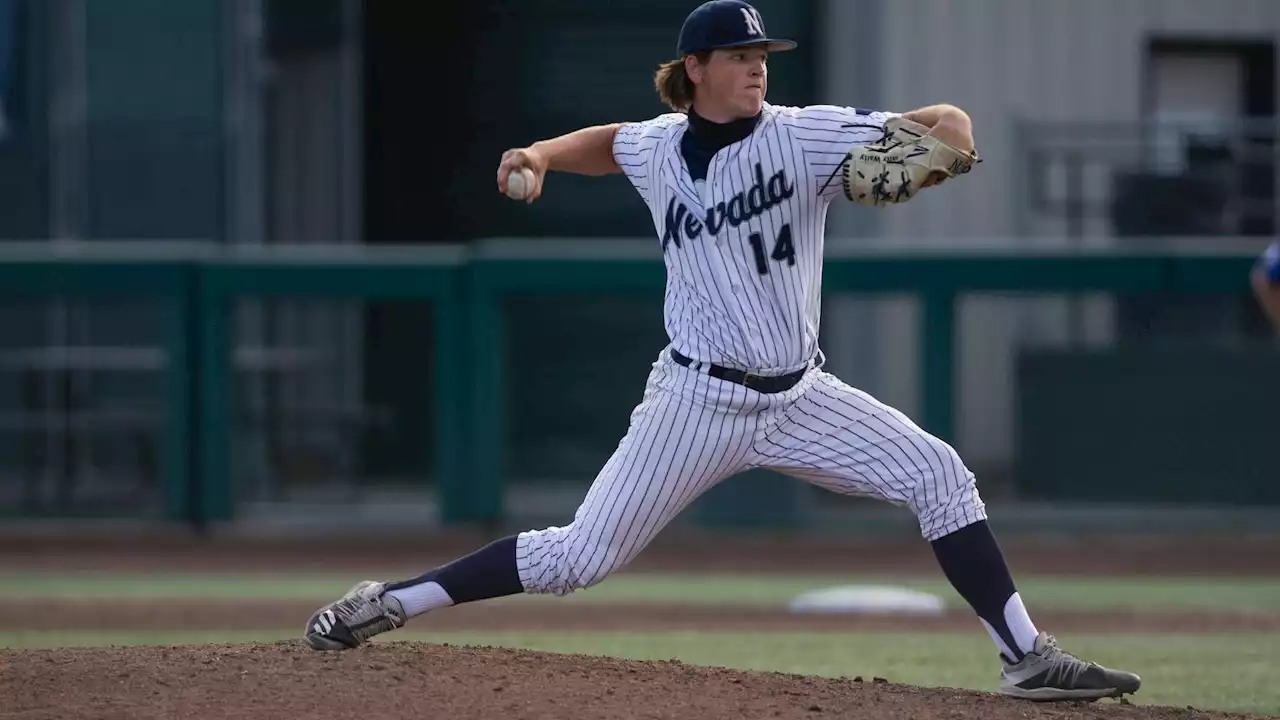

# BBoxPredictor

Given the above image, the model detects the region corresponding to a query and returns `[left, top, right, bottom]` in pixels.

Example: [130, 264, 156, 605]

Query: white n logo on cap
[741, 7, 764, 36]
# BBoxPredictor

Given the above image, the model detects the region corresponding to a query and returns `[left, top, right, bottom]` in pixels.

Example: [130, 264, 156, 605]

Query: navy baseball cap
[676, 0, 797, 56]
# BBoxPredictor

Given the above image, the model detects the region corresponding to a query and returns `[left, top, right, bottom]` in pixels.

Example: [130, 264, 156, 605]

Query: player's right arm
[496, 124, 624, 203]
[496, 114, 683, 205]
[1250, 242, 1280, 333]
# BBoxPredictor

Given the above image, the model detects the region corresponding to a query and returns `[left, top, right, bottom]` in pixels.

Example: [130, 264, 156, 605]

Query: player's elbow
[901, 105, 974, 150]
[934, 106, 972, 134]
[903, 104, 970, 126]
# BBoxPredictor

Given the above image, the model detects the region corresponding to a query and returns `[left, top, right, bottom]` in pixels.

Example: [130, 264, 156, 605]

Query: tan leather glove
[841, 116, 981, 206]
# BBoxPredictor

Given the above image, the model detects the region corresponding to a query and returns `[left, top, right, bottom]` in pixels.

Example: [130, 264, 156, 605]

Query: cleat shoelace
[332, 590, 400, 641]
[1037, 635, 1094, 688]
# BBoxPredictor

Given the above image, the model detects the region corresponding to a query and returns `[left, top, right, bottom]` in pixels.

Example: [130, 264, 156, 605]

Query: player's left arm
[899, 104, 976, 184]
[1250, 243, 1280, 333]
[782, 105, 898, 201]
[782, 103, 978, 203]
[901, 105, 974, 145]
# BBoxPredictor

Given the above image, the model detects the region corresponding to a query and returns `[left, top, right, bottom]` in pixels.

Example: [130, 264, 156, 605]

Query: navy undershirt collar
[681, 108, 761, 183]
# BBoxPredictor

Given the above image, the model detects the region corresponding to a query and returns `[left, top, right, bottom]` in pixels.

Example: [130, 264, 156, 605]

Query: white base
[787, 585, 947, 616]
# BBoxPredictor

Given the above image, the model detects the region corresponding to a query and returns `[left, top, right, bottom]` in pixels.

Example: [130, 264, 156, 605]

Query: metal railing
[0, 238, 1266, 527]
[1013, 117, 1280, 240]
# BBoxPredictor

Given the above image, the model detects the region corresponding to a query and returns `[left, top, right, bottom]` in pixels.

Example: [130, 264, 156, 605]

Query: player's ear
[684, 53, 705, 84]
[683, 56, 699, 83]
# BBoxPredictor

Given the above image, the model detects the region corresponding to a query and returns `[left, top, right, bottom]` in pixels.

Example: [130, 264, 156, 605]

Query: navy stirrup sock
[930, 521, 1038, 661]
[386, 535, 524, 604]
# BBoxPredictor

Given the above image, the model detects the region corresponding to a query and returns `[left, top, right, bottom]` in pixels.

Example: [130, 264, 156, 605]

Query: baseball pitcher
[304, 0, 1140, 703]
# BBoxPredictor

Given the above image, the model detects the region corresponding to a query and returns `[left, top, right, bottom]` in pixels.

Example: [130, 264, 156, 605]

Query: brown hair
[653, 52, 711, 112]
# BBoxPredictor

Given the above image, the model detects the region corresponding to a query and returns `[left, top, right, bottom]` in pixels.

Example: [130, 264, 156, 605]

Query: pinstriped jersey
[612, 102, 894, 374]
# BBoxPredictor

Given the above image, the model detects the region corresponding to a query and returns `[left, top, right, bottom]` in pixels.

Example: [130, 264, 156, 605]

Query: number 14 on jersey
[747, 223, 795, 276]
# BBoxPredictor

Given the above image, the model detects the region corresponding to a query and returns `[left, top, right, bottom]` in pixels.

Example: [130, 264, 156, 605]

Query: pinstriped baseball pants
[516, 349, 987, 596]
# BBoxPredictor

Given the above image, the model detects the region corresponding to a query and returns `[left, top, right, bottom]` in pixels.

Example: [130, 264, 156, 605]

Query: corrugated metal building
[820, 0, 1280, 477]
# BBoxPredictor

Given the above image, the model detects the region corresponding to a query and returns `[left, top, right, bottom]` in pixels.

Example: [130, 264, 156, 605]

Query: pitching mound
[0, 642, 1258, 720]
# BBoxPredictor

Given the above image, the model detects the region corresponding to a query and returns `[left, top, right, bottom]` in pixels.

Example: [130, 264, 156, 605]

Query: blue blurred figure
[1251, 241, 1280, 333]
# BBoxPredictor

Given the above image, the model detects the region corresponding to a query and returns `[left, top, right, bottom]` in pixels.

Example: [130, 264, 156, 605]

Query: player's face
[696, 46, 768, 120]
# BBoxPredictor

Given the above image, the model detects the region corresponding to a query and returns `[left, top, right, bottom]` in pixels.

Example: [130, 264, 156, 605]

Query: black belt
[670, 349, 808, 394]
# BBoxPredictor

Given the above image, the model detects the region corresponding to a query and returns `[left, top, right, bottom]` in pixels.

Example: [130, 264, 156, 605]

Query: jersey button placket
[706, 154, 722, 246]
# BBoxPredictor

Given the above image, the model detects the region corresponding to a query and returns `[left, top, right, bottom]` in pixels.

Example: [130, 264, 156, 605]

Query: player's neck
[687, 104, 760, 151]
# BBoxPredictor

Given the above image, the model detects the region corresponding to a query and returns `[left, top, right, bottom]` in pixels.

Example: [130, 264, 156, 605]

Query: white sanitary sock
[1003, 592, 1040, 654]
[387, 581, 455, 618]
[983, 592, 1039, 660]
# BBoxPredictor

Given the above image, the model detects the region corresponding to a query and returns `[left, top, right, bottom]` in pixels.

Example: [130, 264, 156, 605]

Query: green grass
[3, 572, 1277, 714]
[2, 571, 1278, 612]
[387, 631, 1277, 715]
[534, 575, 1280, 612]
[1, 630, 1274, 716]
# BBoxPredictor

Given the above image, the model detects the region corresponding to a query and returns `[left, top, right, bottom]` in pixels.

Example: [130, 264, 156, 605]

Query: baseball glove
[839, 116, 981, 207]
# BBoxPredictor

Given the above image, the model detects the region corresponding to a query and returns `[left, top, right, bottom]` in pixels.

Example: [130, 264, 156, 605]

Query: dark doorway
[363, 3, 476, 244]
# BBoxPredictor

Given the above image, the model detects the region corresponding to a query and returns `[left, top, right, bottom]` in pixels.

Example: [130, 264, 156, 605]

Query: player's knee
[906, 437, 986, 541]
[550, 544, 623, 595]
[519, 525, 626, 596]
[917, 476, 986, 541]
[567, 547, 620, 592]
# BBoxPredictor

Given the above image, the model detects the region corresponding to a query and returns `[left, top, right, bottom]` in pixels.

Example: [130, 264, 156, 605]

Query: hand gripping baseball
[839, 116, 981, 207]
[497, 147, 548, 204]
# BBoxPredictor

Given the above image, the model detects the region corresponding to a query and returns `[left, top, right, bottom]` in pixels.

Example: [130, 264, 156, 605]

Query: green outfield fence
[0, 238, 1266, 527]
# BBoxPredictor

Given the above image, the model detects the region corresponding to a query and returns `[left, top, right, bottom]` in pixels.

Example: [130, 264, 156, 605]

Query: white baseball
[506, 167, 535, 201]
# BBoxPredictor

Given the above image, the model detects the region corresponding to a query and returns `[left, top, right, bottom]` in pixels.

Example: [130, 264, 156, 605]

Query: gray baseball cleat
[304, 580, 406, 650]
[999, 631, 1141, 701]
